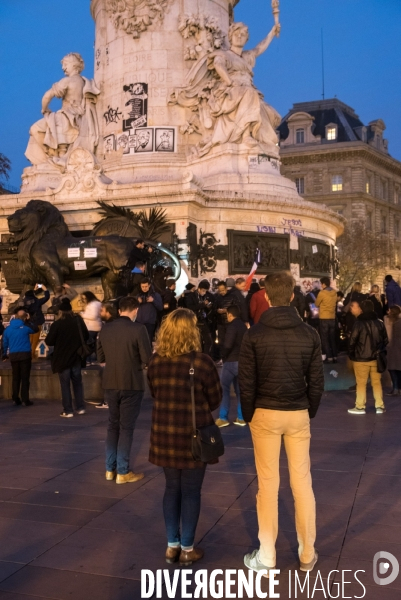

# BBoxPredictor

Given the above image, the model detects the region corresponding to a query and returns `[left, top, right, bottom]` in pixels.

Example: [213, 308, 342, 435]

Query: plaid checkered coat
[147, 352, 222, 469]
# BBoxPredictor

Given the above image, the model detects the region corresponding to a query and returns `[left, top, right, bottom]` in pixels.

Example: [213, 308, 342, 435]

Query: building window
[381, 179, 388, 200]
[366, 211, 372, 230]
[381, 215, 387, 234]
[296, 129, 305, 144]
[396, 220, 400, 239]
[327, 126, 337, 141]
[366, 181, 370, 194]
[394, 186, 400, 204]
[295, 177, 305, 194]
[331, 175, 343, 192]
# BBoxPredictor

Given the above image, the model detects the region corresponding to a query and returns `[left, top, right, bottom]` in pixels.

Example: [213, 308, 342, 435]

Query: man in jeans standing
[315, 276, 338, 363]
[216, 305, 247, 428]
[239, 272, 324, 575]
[2, 308, 38, 406]
[97, 296, 152, 484]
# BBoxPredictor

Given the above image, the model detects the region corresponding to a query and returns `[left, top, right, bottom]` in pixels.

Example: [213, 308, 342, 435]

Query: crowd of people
[2, 265, 401, 572]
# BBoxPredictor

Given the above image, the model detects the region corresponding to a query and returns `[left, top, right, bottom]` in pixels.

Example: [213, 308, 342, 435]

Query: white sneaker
[300, 551, 318, 572]
[76, 409, 86, 415]
[244, 549, 274, 578]
[376, 407, 386, 414]
[348, 407, 366, 415]
[60, 412, 73, 418]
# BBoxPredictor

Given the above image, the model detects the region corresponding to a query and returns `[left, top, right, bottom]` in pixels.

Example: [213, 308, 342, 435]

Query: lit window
[327, 127, 337, 140]
[295, 177, 305, 194]
[331, 175, 343, 192]
[366, 181, 370, 194]
[296, 129, 305, 144]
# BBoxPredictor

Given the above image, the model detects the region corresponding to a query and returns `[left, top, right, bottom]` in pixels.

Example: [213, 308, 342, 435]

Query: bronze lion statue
[7, 199, 136, 300]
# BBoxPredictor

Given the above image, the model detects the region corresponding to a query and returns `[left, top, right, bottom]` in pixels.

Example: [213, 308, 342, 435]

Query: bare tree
[0, 153, 11, 183]
[337, 221, 394, 293]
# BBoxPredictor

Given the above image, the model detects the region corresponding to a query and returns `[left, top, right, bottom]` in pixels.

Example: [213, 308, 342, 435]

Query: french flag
[245, 248, 261, 290]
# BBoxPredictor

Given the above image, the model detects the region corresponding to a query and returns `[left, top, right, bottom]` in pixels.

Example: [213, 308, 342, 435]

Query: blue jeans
[59, 359, 84, 413]
[105, 389, 143, 475]
[163, 466, 206, 550]
[219, 361, 243, 421]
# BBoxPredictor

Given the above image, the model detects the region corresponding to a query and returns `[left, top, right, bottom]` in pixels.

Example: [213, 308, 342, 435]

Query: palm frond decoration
[136, 207, 171, 240]
[95, 200, 140, 226]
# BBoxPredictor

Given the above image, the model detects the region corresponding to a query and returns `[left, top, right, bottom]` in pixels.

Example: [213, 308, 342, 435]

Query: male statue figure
[25, 52, 100, 167]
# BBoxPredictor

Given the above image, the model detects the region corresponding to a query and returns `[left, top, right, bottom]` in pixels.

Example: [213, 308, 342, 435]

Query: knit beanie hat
[59, 299, 72, 312]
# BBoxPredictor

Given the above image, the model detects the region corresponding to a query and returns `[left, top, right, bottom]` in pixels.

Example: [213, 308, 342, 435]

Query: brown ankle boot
[179, 547, 204, 566]
[165, 546, 181, 564]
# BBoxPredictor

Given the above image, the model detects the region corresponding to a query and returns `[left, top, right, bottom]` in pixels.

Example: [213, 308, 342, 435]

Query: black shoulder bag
[76, 316, 93, 360]
[363, 322, 387, 374]
[190, 355, 224, 463]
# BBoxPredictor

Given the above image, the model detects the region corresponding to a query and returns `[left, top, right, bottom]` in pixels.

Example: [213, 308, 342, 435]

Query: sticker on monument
[155, 128, 175, 152]
[74, 261, 87, 271]
[103, 134, 115, 154]
[129, 135, 137, 149]
[84, 248, 98, 258]
[123, 82, 148, 131]
[116, 133, 130, 154]
[134, 128, 153, 153]
[67, 247, 80, 258]
[312, 245, 318, 254]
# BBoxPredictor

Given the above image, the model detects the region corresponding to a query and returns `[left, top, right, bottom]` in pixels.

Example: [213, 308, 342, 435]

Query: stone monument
[0, 0, 344, 300]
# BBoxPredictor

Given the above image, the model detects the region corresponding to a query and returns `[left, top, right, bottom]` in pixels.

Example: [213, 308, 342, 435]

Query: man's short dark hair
[320, 276, 331, 287]
[199, 280, 210, 290]
[166, 279, 175, 287]
[227, 305, 240, 319]
[119, 296, 139, 312]
[13, 307, 26, 317]
[135, 261, 145, 268]
[235, 277, 245, 285]
[385, 275, 393, 283]
[337, 291, 344, 298]
[141, 278, 150, 285]
[217, 281, 227, 288]
[135, 239, 144, 246]
[264, 271, 295, 306]
[361, 299, 374, 313]
[102, 301, 118, 318]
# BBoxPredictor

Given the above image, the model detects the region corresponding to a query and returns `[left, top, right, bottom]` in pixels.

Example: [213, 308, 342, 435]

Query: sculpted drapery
[170, 22, 281, 157]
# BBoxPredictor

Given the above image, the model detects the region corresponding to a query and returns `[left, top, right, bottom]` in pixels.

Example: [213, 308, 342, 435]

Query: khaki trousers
[249, 408, 316, 567]
[30, 325, 42, 358]
[352, 360, 384, 409]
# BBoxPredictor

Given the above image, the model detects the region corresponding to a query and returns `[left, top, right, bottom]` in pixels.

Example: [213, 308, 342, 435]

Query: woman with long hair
[369, 284, 384, 319]
[45, 299, 89, 417]
[147, 309, 222, 566]
[81, 291, 102, 363]
[384, 305, 401, 395]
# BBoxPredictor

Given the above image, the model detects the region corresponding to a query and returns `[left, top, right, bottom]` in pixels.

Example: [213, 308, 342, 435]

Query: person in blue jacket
[2, 309, 38, 406]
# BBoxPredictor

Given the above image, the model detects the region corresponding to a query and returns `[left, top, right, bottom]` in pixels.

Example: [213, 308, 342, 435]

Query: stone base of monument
[0, 362, 104, 402]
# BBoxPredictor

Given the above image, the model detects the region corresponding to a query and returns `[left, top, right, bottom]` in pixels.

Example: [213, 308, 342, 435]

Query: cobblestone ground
[0, 388, 400, 599]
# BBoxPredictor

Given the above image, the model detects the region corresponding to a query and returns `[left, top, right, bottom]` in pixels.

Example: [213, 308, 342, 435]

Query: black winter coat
[348, 312, 388, 362]
[230, 288, 248, 323]
[222, 318, 247, 362]
[46, 314, 88, 373]
[239, 307, 324, 421]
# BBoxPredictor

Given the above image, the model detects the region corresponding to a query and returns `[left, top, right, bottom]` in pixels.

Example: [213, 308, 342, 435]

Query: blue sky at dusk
[1, 0, 400, 187]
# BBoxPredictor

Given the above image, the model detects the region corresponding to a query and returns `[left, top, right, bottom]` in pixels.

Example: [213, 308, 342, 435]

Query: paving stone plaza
[0, 386, 400, 600]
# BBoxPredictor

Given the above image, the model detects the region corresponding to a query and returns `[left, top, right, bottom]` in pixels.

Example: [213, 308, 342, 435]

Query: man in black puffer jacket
[348, 299, 388, 415]
[239, 271, 324, 577]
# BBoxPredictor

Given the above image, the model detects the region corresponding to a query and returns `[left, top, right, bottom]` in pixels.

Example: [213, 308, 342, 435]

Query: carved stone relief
[106, 0, 169, 39]
[178, 14, 225, 61]
[227, 230, 290, 275]
[299, 238, 332, 277]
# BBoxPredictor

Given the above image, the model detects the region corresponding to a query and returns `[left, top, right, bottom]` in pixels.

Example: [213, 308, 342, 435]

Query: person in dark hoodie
[2, 308, 39, 406]
[290, 285, 307, 320]
[385, 274, 401, 308]
[239, 271, 324, 577]
[45, 299, 89, 418]
[135, 278, 163, 342]
[348, 299, 388, 415]
[215, 305, 247, 428]
[20, 285, 50, 357]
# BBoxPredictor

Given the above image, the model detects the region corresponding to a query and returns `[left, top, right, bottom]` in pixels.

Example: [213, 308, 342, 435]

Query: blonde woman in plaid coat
[148, 308, 222, 566]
